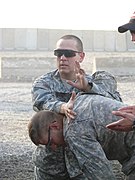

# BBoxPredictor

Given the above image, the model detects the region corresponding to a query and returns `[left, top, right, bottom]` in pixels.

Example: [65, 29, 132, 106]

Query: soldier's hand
[118, 105, 135, 115]
[66, 61, 91, 92]
[60, 91, 76, 120]
[106, 110, 135, 132]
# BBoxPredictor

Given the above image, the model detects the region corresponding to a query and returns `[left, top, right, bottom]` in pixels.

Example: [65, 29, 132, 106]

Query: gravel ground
[0, 76, 135, 180]
[0, 83, 35, 180]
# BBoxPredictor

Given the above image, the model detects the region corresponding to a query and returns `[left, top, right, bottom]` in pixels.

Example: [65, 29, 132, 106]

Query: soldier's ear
[79, 52, 85, 63]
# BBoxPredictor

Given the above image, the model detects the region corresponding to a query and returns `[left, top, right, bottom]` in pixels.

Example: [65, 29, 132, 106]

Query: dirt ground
[1, 76, 135, 180]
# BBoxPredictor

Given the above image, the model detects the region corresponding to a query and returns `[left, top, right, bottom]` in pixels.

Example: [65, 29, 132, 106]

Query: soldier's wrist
[84, 81, 93, 92]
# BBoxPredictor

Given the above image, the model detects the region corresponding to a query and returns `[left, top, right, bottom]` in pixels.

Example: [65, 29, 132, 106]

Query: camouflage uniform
[32, 70, 122, 113]
[31, 70, 122, 179]
[64, 94, 135, 179]
[33, 146, 70, 180]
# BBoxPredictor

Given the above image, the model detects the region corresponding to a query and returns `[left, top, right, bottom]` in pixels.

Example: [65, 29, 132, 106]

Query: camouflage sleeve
[31, 76, 65, 113]
[33, 145, 70, 180]
[87, 71, 122, 101]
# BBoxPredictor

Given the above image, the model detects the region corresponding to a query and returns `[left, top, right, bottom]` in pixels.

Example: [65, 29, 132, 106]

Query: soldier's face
[40, 121, 65, 150]
[48, 127, 65, 150]
[55, 39, 84, 79]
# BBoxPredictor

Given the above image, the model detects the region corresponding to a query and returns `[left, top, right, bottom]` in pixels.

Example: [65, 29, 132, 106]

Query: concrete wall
[0, 28, 135, 52]
[93, 55, 135, 76]
[1, 51, 135, 82]
[0, 28, 135, 82]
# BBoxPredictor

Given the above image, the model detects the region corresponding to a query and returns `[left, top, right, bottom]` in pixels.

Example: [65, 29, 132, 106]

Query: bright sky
[0, 0, 134, 30]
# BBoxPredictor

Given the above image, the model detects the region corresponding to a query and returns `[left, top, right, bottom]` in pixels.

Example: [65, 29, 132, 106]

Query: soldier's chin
[59, 69, 69, 74]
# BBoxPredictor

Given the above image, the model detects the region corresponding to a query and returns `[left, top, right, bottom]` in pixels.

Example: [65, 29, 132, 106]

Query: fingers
[75, 61, 85, 75]
[106, 120, 133, 132]
[70, 91, 76, 101]
[75, 61, 80, 74]
[112, 111, 135, 121]
[106, 110, 134, 132]
[66, 109, 76, 119]
[64, 92, 77, 120]
[106, 125, 132, 132]
[119, 105, 135, 110]
[112, 111, 127, 118]
[117, 105, 135, 116]
[66, 80, 76, 87]
[65, 107, 76, 120]
[118, 105, 135, 112]
[79, 68, 85, 75]
[106, 120, 121, 128]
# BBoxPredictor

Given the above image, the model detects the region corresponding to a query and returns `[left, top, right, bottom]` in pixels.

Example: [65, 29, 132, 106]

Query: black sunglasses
[46, 127, 51, 148]
[54, 49, 81, 58]
[130, 30, 135, 34]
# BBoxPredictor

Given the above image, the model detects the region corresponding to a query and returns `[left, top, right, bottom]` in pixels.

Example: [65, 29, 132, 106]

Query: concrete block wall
[1, 51, 135, 82]
[2, 56, 57, 82]
[93, 55, 135, 76]
[0, 28, 135, 82]
[0, 28, 135, 52]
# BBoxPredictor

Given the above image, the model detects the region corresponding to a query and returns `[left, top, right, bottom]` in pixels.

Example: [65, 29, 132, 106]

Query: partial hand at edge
[118, 105, 135, 115]
[106, 110, 135, 132]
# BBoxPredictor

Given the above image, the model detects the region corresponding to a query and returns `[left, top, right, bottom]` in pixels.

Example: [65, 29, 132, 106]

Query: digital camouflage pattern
[33, 145, 70, 180]
[32, 70, 122, 113]
[31, 70, 122, 179]
[64, 94, 135, 179]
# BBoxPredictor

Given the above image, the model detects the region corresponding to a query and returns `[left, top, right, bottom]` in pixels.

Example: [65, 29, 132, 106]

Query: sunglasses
[54, 49, 81, 58]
